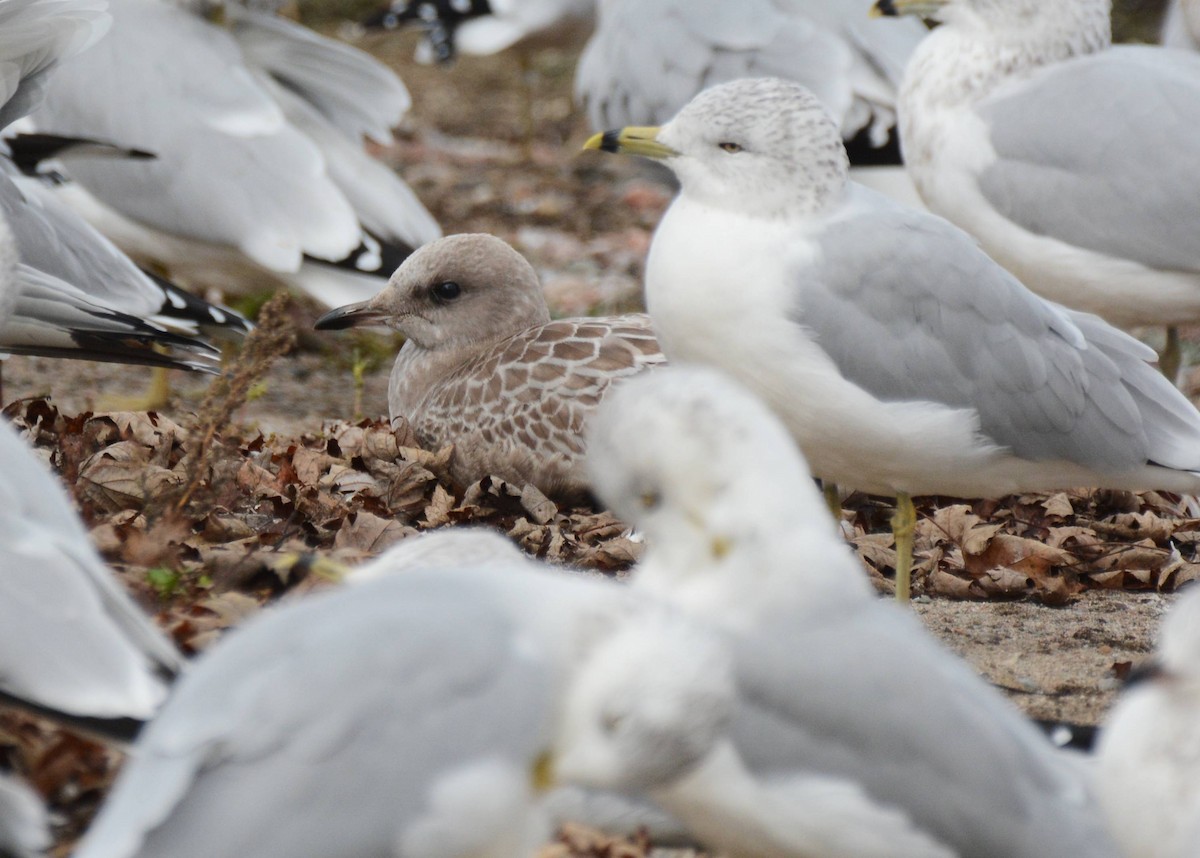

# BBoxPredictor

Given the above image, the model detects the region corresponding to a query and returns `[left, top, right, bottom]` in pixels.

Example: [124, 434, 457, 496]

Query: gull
[574, 364, 1122, 858]
[363, 0, 595, 65]
[1095, 587, 1200, 858]
[314, 233, 665, 502]
[0, 0, 248, 380]
[1163, 0, 1200, 50]
[575, 0, 926, 163]
[30, 0, 441, 309]
[583, 76, 1200, 600]
[0, 362, 184, 739]
[878, 0, 1200, 378]
[0, 774, 49, 858]
[72, 551, 733, 858]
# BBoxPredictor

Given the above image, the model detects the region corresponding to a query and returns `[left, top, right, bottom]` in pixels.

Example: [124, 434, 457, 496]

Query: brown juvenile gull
[314, 233, 665, 501]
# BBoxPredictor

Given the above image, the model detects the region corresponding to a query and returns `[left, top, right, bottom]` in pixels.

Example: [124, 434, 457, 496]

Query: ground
[1, 4, 1195, 854]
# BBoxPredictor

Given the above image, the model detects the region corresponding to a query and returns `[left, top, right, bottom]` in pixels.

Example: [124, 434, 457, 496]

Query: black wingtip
[874, 0, 897, 15]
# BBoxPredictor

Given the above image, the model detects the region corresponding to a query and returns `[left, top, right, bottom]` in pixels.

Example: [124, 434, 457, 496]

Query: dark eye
[430, 281, 461, 304]
[718, 142, 743, 153]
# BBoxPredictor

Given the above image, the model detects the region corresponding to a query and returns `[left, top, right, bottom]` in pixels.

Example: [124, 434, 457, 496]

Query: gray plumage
[795, 191, 1200, 473]
[576, 0, 924, 143]
[976, 47, 1200, 274]
[0, 775, 48, 858]
[0, 418, 183, 726]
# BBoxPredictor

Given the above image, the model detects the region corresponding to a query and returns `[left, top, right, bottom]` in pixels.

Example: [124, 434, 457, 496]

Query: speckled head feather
[657, 78, 849, 218]
[357, 233, 552, 350]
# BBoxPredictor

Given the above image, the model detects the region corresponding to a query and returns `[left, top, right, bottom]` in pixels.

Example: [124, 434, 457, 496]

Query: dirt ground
[1, 6, 1195, 852]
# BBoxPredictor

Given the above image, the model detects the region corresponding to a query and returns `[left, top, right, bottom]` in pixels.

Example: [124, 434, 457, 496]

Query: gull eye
[639, 490, 661, 510]
[430, 281, 462, 304]
[718, 142, 743, 153]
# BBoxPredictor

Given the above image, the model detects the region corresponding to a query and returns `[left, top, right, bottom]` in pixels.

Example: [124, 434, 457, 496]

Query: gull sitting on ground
[1096, 586, 1200, 858]
[315, 233, 665, 502]
[575, 364, 1122, 858]
[584, 76, 1200, 600]
[877, 0, 1200, 379]
[72, 549, 734, 858]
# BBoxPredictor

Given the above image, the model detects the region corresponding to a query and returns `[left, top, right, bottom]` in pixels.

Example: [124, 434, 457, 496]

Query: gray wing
[796, 187, 1200, 472]
[31, 0, 361, 272]
[0, 0, 110, 129]
[227, 5, 409, 145]
[577, 0, 921, 141]
[75, 569, 557, 858]
[0, 775, 49, 858]
[0, 421, 182, 722]
[976, 46, 1200, 273]
[731, 601, 1120, 858]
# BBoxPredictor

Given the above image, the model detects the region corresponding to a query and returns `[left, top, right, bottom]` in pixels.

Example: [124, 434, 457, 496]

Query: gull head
[313, 234, 552, 350]
[587, 366, 860, 612]
[551, 615, 734, 792]
[585, 78, 848, 219]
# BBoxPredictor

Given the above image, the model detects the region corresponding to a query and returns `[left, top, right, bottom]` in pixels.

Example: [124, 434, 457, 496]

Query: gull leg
[822, 481, 841, 521]
[1160, 326, 1182, 384]
[891, 492, 916, 603]
[100, 366, 171, 411]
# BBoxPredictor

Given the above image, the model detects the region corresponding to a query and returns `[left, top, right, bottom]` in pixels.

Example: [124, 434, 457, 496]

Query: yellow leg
[1160, 326, 1182, 384]
[891, 492, 916, 603]
[99, 366, 171, 411]
[822, 481, 841, 522]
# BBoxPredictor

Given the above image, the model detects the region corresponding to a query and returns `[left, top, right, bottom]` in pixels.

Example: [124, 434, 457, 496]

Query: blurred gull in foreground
[1096, 587, 1200, 858]
[315, 234, 664, 502]
[73, 549, 732, 858]
[879, 0, 1200, 377]
[0, 775, 49, 858]
[585, 77, 1200, 600]
[31, 0, 441, 308]
[582, 365, 1122, 858]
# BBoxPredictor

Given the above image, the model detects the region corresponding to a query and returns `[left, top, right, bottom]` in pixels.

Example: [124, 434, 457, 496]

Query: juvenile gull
[580, 365, 1122, 858]
[585, 77, 1200, 599]
[1096, 587, 1200, 858]
[73, 551, 733, 858]
[878, 0, 1200, 376]
[315, 233, 665, 502]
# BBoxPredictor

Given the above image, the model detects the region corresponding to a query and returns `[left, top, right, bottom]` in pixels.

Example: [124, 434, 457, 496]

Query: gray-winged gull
[575, 0, 925, 159]
[0, 774, 49, 858]
[579, 364, 1122, 858]
[0, 0, 248, 375]
[1095, 587, 1200, 858]
[72, 553, 733, 858]
[30, 0, 440, 308]
[584, 76, 1200, 600]
[878, 0, 1200, 377]
[315, 233, 665, 502]
[0, 204, 182, 737]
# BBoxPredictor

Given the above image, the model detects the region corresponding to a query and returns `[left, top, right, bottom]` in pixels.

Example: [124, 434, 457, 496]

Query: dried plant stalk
[171, 291, 296, 512]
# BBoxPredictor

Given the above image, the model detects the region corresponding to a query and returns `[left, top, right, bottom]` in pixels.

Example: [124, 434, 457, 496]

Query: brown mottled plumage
[315, 234, 665, 500]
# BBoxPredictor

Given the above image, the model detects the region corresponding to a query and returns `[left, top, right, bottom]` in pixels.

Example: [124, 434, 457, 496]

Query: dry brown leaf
[424, 484, 455, 528]
[333, 510, 417, 553]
